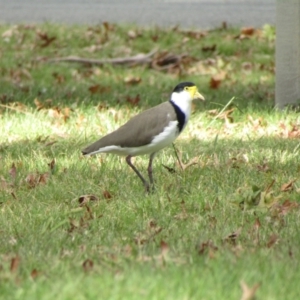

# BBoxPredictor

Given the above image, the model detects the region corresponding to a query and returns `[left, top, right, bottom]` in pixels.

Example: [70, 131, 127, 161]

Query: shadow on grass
[1, 72, 275, 113]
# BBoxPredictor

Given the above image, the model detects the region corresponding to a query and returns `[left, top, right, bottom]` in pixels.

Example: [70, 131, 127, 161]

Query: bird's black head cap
[172, 82, 195, 93]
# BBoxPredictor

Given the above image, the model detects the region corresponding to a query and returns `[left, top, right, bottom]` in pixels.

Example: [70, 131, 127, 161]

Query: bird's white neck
[170, 91, 192, 121]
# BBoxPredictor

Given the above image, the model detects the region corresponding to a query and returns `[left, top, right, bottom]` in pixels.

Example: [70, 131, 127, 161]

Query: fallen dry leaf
[68, 218, 79, 233]
[281, 180, 296, 192]
[253, 217, 261, 231]
[124, 76, 142, 85]
[173, 200, 188, 220]
[84, 204, 93, 217]
[209, 71, 226, 89]
[151, 51, 190, 74]
[48, 159, 56, 171]
[198, 240, 218, 258]
[48, 107, 60, 119]
[2, 27, 16, 39]
[265, 179, 276, 194]
[271, 199, 299, 216]
[224, 228, 242, 245]
[148, 219, 158, 228]
[45, 140, 57, 147]
[127, 29, 142, 39]
[126, 94, 140, 106]
[34, 98, 44, 110]
[247, 115, 263, 130]
[266, 234, 278, 248]
[240, 280, 260, 300]
[52, 72, 65, 84]
[0, 176, 12, 191]
[9, 68, 32, 84]
[30, 268, 41, 279]
[241, 27, 255, 36]
[251, 217, 261, 245]
[288, 124, 300, 138]
[160, 240, 169, 256]
[38, 173, 50, 185]
[25, 172, 49, 188]
[103, 190, 112, 199]
[202, 44, 216, 52]
[179, 29, 207, 40]
[88, 84, 110, 95]
[151, 34, 159, 42]
[62, 107, 71, 121]
[134, 220, 163, 246]
[242, 62, 253, 71]
[9, 163, 17, 181]
[10, 191, 17, 199]
[84, 44, 103, 53]
[102, 21, 114, 32]
[227, 156, 247, 169]
[256, 162, 271, 173]
[78, 194, 99, 206]
[134, 236, 148, 246]
[36, 30, 56, 47]
[207, 109, 219, 116]
[162, 164, 176, 174]
[47, 106, 71, 123]
[123, 244, 133, 257]
[82, 259, 93, 272]
[235, 27, 256, 40]
[25, 173, 37, 188]
[217, 108, 235, 123]
[88, 84, 100, 94]
[10, 256, 20, 273]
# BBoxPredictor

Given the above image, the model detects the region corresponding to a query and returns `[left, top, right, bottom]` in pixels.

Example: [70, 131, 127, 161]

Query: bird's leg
[147, 153, 156, 191]
[126, 155, 150, 192]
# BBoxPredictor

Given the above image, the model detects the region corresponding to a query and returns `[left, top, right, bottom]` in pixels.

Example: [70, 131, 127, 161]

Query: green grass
[0, 23, 299, 299]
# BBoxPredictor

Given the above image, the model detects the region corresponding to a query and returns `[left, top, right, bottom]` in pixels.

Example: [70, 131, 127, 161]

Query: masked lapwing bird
[82, 82, 205, 192]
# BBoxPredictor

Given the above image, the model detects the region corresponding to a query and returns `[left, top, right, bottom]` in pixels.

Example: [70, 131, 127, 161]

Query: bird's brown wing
[82, 102, 177, 154]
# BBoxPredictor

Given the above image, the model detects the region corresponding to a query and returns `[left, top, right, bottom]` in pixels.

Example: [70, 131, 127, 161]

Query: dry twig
[43, 48, 158, 66]
[172, 144, 198, 171]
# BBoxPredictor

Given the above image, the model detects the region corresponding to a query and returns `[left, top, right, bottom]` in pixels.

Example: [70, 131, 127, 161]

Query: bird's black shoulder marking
[169, 101, 185, 133]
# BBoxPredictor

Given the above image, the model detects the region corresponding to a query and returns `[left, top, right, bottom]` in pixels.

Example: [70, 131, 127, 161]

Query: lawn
[1, 22, 300, 299]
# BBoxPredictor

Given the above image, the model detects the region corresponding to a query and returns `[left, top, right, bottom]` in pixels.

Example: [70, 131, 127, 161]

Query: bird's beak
[194, 90, 205, 101]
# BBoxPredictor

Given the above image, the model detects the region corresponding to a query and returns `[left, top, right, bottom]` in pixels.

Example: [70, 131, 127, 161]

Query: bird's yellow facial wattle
[184, 86, 205, 101]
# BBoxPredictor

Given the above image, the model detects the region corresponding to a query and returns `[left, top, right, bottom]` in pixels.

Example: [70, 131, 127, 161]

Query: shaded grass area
[0, 23, 275, 110]
[1, 23, 300, 299]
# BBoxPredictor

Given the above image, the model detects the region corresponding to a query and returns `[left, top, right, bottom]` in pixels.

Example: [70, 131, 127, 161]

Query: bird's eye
[184, 87, 189, 91]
